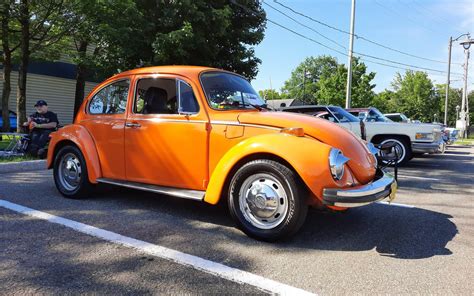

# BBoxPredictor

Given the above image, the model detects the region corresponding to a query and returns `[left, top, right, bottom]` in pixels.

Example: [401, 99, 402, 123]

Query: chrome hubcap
[380, 139, 406, 164]
[239, 174, 288, 230]
[58, 153, 82, 191]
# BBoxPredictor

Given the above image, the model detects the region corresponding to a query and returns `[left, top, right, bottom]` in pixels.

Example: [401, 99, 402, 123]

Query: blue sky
[251, 0, 474, 94]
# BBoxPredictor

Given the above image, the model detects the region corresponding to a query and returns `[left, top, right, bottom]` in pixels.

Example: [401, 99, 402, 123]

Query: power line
[272, 0, 462, 66]
[231, 0, 465, 78]
[262, 1, 346, 50]
[373, 0, 438, 34]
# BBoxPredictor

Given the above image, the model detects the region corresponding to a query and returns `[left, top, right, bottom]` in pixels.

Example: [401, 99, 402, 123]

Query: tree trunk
[16, 0, 30, 133]
[73, 40, 88, 119]
[1, 56, 12, 132]
[1, 2, 12, 132]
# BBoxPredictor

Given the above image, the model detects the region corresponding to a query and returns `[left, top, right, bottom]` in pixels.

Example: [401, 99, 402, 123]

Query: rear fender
[204, 133, 336, 205]
[47, 124, 101, 183]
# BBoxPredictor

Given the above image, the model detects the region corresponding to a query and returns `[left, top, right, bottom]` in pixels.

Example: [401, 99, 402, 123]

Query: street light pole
[444, 37, 452, 125]
[345, 0, 356, 109]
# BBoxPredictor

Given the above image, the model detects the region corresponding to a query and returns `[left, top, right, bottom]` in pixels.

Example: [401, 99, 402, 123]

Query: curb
[0, 159, 47, 174]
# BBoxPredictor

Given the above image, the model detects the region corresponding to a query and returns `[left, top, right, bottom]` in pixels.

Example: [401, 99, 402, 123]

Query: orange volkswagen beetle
[47, 66, 396, 241]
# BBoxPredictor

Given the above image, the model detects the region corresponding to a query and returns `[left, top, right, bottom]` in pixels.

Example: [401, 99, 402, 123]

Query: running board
[96, 178, 205, 201]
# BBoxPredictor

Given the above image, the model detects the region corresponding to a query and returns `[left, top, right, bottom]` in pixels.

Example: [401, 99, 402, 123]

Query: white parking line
[377, 201, 415, 208]
[397, 175, 440, 181]
[0, 200, 314, 296]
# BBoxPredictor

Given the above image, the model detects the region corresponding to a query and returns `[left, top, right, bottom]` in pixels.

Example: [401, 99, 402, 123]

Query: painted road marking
[0, 200, 314, 296]
[377, 201, 415, 208]
[397, 175, 440, 181]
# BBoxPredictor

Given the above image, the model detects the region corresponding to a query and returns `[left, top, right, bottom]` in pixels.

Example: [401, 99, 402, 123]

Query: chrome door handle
[125, 122, 141, 128]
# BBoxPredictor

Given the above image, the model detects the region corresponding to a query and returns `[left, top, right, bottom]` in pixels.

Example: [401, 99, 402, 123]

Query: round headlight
[329, 148, 350, 180]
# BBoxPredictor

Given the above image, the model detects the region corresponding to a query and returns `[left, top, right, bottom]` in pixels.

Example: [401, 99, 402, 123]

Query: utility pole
[444, 37, 452, 125]
[345, 0, 356, 109]
[302, 66, 306, 103]
[460, 49, 469, 138]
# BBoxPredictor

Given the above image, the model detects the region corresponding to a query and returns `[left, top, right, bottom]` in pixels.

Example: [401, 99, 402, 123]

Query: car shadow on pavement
[87, 186, 458, 261]
[288, 203, 457, 259]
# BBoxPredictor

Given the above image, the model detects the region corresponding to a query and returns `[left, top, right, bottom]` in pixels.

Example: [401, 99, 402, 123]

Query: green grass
[0, 155, 38, 163]
[0, 134, 39, 163]
[454, 138, 474, 146]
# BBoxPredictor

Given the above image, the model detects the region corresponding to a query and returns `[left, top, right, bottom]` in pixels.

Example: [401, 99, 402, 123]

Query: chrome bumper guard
[322, 170, 397, 207]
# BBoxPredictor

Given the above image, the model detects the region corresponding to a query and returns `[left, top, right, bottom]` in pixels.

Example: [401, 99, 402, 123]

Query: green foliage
[436, 84, 462, 126]
[258, 89, 281, 100]
[127, 0, 266, 80]
[281, 55, 338, 103]
[390, 71, 440, 122]
[372, 90, 396, 113]
[281, 56, 376, 106]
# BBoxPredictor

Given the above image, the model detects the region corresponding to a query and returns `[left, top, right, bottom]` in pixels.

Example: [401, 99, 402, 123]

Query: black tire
[53, 145, 94, 199]
[228, 159, 308, 242]
[376, 136, 412, 166]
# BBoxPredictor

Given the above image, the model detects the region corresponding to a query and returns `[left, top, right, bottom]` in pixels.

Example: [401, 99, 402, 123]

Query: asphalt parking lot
[1, 145, 473, 295]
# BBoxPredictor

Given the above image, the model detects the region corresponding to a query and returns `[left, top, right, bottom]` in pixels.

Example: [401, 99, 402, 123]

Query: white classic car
[282, 105, 445, 165]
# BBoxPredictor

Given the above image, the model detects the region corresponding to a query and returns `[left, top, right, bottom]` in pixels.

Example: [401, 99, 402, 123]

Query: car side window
[89, 80, 129, 115]
[178, 80, 199, 114]
[134, 78, 199, 115]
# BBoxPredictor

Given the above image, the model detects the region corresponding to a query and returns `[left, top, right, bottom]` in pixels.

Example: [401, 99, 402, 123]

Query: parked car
[0, 110, 17, 132]
[47, 66, 396, 241]
[283, 105, 444, 165]
[384, 113, 410, 123]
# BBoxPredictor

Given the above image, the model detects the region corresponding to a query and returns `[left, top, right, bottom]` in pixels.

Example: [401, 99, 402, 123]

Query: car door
[80, 78, 130, 180]
[124, 74, 209, 190]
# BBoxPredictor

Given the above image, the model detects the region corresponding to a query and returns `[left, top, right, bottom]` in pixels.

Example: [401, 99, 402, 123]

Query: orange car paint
[47, 66, 376, 208]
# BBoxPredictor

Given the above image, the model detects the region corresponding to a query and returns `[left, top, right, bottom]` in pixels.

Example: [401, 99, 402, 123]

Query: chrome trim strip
[97, 178, 205, 201]
[130, 117, 208, 124]
[210, 120, 281, 131]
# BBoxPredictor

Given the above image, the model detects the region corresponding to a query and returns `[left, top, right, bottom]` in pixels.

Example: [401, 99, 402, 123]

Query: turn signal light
[281, 127, 305, 137]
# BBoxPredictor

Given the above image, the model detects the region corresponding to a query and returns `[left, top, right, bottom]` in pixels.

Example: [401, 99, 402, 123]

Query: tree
[436, 84, 462, 127]
[12, 0, 79, 131]
[0, 0, 20, 132]
[372, 90, 396, 113]
[124, 0, 265, 79]
[258, 89, 281, 100]
[281, 56, 375, 106]
[66, 0, 142, 116]
[281, 55, 338, 103]
[391, 71, 440, 123]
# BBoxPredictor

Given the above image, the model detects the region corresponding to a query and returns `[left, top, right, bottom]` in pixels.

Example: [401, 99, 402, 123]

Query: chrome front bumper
[322, 170, 397, 207]
[412, 139, 445, 154]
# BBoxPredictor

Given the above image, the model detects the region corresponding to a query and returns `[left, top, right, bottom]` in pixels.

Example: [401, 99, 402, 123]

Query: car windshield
[366, 108, 392, 122]
[200, 72, 266, 110]
[328, 106, 360, 123]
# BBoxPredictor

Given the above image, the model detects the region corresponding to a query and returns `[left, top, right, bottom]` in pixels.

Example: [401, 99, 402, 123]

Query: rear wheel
[228, 159, 308, 241]
[53, 145, 94, 199]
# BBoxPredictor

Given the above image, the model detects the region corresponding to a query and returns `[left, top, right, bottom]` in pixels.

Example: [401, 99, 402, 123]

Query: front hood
[366, 121, 441, 132]
[238, 111, 376, 184]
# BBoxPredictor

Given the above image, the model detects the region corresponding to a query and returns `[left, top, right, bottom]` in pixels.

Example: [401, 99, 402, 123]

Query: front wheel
[53, 145, 94, 199]
[228, 159, 308, 241]
[377, 137, 412, 166]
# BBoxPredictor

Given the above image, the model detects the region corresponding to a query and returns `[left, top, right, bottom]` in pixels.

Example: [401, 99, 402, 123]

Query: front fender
[47, 124, 102, 183]
[204, 133, 339, 205]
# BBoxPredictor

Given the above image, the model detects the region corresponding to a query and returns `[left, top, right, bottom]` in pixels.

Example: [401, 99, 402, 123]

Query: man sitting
[23, 100, 59, 158]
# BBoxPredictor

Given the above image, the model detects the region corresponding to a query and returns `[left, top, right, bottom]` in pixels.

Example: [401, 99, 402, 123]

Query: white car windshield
[366, 108, 392, 122]
[201, 72, 266, 110]
[329, 106, 360, 123]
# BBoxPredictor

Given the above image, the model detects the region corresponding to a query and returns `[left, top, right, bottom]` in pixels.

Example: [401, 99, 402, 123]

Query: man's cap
[34, 100, 47, 107]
